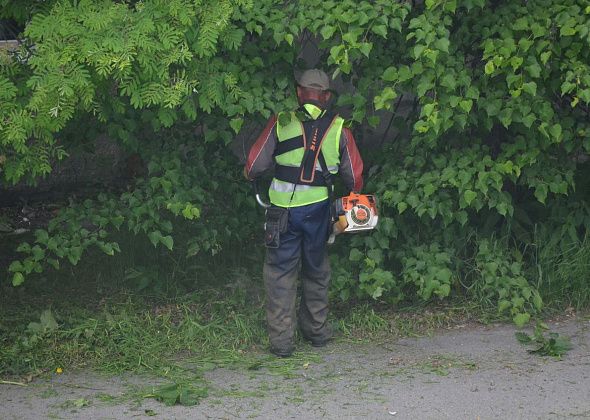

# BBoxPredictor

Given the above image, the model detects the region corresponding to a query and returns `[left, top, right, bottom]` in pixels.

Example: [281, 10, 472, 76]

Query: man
[244, 69, 363, 357]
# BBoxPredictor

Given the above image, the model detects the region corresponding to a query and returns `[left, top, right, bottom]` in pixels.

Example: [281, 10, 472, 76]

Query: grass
[1, 228, 588, 407]
[535, 233, 590, 310]
[0, 257, 483, 387]
[0, 228, 484, 384]
[383, 353, 478, 378]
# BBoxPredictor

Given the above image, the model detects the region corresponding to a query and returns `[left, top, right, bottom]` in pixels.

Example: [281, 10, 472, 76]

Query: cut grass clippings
[0, 253, 582, 407]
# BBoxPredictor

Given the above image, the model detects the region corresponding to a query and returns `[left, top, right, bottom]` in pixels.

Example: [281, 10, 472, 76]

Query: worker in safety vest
[244, 69, 363, 357]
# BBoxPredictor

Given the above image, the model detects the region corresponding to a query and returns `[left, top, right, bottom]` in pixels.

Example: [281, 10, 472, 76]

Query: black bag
[264, 206, 289, 248]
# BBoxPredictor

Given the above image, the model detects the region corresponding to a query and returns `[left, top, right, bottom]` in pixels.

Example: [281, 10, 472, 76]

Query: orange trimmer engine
[331, 193, 378, 240]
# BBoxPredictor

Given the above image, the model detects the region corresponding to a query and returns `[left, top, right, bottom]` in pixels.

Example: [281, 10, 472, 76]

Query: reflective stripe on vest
[270, 108, 343, 207]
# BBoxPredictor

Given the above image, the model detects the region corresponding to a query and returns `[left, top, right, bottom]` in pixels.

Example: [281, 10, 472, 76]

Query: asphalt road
[3, 315, 589, 419]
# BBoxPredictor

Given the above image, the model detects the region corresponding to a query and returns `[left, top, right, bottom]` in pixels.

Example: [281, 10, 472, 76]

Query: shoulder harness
[274, 112, 337, 187]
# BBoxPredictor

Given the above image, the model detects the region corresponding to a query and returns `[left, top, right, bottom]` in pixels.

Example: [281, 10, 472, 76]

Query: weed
[58, 397, 91, 409]
[144, 381, 208, 406]
[515, 322, 572, 359]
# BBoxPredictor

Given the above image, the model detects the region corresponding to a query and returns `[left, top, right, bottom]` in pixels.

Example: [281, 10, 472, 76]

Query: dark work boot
[269, 344, 294, 358]
[302, 323, 333, 347]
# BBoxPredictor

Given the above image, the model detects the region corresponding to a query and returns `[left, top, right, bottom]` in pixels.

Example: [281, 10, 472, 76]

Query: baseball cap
[296, 69, 330, 91]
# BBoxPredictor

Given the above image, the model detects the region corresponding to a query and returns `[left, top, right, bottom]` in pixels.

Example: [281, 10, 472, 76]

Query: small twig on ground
[1, 380, 28, 386]
[61, 383, 106, 391]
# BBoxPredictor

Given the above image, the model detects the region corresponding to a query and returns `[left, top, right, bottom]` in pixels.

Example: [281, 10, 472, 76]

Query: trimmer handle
[251, 180, 271, 209]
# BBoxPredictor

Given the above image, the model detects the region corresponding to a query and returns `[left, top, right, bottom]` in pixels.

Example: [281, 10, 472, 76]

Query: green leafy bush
[2, 0, 590, 323]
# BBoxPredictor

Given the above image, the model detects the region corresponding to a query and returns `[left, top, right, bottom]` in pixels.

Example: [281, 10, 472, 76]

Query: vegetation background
[0, 0, 589, 390]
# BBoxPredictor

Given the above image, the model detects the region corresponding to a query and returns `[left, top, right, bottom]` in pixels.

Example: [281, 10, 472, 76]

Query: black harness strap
[273, 112, 336, 188]
[299, 114, 335, 183]
[274, 135, 304, 156]
[274, 165, 327, 186]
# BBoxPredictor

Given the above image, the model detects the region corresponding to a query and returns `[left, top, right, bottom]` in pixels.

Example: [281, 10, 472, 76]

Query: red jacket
[245, 114, 364, 193]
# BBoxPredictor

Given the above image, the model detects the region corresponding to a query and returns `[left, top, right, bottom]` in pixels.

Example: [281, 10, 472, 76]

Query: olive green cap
[296, 69, 330, 91]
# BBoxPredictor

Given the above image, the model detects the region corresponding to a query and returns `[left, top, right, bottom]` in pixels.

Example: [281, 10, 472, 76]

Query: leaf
[352, 42, 369, 59]
[456, 210, 468, 226]
[413, 44, 425, 58]
[444, 0, 457, 12]
[522, 81, 537, 96]
[463, 190, 477, 205]
[540, 51, 551, 65]
[422, 103, 436, 117]
[513, 312, 530, 327]
[349, 248, 363, 262]
[389, 17, 402, 33]
[31, 245, 45, 261]
[515, 331, 532, 344]
[372, 25, 387, 38]
[459, 99, 473, 113]
[284, 34, 293, 46]
[466, 86, 480, 100]
[229, 118, 243, 134]
[512, 17, 529, 31]
[161, 236, 174, 251]
[498, 299, 511, 313]
[8, 260, 23, 273]
[532, 292, 543, 311]
[521, 113, 536, 128]
[484, 61, 495, 75]
[549, 123, 562, 142]
[499, 108, 513, 128]
[320, 26, 335, 40]
[277, 113, 292, 126]
[440, 74, 456, 89]
[433, 38, 450, 53]
[397, 66, 412, 82]
[147, 382, 206, 407]
[148, 230, 162, 247]
[510, 56, 523, 70]
[423, 183, 436, 197]
[561, 81, 576, 95]
[382, 66, 397, 82]
[534, 184, 548, 204]
[12, 272, 25, 286]
[67, 247, 82, 266]
[560, 26, 576, 36]
[525, 63, 541, 78]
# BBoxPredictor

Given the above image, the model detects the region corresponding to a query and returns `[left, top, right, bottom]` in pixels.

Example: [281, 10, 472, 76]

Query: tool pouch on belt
[264, 206, 288, 248]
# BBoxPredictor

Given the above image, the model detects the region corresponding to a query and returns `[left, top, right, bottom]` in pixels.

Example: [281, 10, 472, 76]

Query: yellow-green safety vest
[269, 104, 344, 207]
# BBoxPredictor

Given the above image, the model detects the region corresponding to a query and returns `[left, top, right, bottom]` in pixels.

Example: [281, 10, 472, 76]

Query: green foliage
[534, 227, 590, 310]
[7, 138, 258, 285]
[400, 243, 454, 301]
[325, 0, 590, 322]
[2, 0, 590, 325]
[515, 322, 572, 359]
[471, 238, 541, 325]
[146, 382, 208, 406]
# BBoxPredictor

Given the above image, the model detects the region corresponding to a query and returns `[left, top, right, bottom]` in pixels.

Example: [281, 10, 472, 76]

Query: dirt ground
[2, 316, 589, 420]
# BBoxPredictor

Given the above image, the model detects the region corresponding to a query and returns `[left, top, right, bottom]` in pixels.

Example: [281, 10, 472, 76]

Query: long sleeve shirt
[244, 114, 364, 193]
